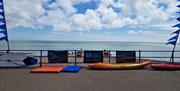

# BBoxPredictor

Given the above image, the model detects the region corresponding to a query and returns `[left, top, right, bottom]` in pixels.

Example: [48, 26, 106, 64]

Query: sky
[1, 0, 180, 42]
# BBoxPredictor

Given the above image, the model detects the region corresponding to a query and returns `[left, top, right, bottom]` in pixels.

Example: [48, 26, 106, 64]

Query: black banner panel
[116, 51, 136, 63]
[84, 51, 103, 63]
[48, 51, 68, 63]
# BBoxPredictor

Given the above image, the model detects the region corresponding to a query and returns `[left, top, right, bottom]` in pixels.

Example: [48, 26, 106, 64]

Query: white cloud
[112, 17, 137, 28]
[96, 4, 118, 28]
[72, 14, 89, 31]
[37, 9, 72, 31]
[4, 0, 46, 29]
[71, 9, 102, 31]
[127, 30, 156, 35]
[127, 30, 137, 34]
[3, 0, 179, 32]
[48, 0, 76, 15]
[100, 0, 114, 7]
[119, 0, 177, 23]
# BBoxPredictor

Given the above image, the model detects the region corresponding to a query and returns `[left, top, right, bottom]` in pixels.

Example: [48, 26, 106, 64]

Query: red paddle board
[150, 63, 180, 70]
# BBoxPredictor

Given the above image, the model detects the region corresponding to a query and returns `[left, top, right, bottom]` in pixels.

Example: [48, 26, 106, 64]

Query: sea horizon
[1, 40, 180, 50]
[5, 39, 180, 44]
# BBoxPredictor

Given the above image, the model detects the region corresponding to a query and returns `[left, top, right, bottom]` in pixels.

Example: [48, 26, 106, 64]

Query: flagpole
[170, 45, 176, 63]
[170, 31, 179, 63]
[6, 38, 10, 52]
[1, 0, 10, 52]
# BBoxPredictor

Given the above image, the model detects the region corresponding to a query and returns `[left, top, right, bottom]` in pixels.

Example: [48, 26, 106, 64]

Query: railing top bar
[141, 57, 180, 58]
[109, 50, 180, 52]
[0, 50, 76, 51]
[0, 49, 180, 52]
[139, 51, 180, 52]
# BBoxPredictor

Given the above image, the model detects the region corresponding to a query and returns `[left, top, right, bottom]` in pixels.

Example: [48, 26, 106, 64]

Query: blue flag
[171, 29, 180, 35]
[0, 24, 6, 29]
[168, 35, 178, 41]
[0, 11, 4, 16]
[0, 36, 7, 41]
[178, 5, 180, 8]
[177, 17, 180, 22]
[173, 23, 180, 28]
[0, 18, 5, 23]
[0, 4, 3, 10]
[0, 0, 3, 10]
[166, 0, 180, 63]
[0, 30, 6, 35]
[0, 0, 8, 42]
[166, 41, 176, 45]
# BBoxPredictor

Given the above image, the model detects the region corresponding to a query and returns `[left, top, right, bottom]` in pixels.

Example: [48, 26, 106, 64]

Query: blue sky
[1, 0, 180, 42]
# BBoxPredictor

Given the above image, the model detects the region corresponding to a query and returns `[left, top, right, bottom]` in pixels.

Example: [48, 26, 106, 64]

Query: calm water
[0, 40, 180, 50]
[0, 40, 180, 61]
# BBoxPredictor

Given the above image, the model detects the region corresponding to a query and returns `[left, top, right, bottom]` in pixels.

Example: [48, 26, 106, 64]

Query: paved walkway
[1, 69, 180, 91]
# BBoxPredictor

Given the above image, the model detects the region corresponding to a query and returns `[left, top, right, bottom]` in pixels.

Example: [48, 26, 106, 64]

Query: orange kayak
[88, 61, 151, 70]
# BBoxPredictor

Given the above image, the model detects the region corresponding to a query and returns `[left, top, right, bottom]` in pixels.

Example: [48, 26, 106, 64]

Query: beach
[1, 68, 180, 91]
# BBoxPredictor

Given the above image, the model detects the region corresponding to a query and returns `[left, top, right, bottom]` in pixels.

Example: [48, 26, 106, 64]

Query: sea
[0, 40, 180, 62]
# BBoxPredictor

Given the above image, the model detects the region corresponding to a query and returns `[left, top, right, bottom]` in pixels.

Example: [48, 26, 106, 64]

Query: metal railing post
[75, 50, 77, 66]
[109, 50, 111, 63]
[139, 50, 141, 62]
[40, 50, 42, 67]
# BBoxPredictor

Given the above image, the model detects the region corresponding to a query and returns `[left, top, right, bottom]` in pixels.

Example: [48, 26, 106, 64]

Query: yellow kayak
[88, 61, 151, 70]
